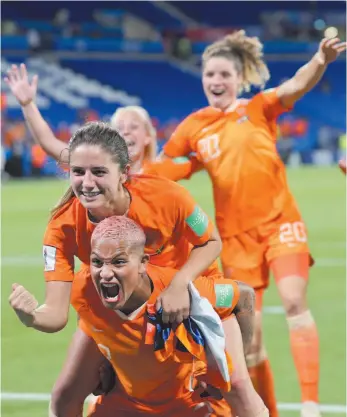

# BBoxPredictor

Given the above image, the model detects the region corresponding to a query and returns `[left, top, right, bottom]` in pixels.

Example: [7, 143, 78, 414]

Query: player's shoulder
[47, 196, 81, 228]
[249, 87, 278, 104]
[189, 106, 221, 123]
[128, 173, 188, 195]
[147, 264, 177, 288]
[177, 106, 216, 128]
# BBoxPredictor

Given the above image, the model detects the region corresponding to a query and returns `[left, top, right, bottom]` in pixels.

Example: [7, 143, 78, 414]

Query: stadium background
[1, 1, 346, 416]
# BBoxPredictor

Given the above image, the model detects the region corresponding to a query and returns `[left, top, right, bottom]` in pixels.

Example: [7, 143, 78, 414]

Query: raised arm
[276, 37, 347, 108]
[9, 281, 72, 333]
[4, 63, 68, 163]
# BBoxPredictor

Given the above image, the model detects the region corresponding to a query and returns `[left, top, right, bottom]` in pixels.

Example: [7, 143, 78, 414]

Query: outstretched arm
[277, 37, 347, 108]
[4, 63, 68, 163]
[233, 281, 255, 355]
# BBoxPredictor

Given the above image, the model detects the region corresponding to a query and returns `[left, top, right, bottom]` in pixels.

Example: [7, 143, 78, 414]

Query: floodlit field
[2, 167, 346, 416]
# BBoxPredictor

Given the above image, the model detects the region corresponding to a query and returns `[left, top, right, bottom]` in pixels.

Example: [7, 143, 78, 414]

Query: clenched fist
[9, 283, 38, 327]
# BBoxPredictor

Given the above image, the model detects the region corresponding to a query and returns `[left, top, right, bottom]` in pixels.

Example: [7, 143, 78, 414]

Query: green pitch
[2, 167, 346, 416]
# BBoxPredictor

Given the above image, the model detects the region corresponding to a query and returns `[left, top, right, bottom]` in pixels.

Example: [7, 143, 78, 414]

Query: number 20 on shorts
[279, 221, 307, 244]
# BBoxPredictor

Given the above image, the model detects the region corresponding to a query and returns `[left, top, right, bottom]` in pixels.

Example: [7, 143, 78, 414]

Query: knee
[277, 275, 308, 317]
[282, 292, 307, 316]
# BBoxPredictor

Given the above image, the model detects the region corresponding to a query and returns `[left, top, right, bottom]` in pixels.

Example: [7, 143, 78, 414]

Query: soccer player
[162, 31, 346, 417]
[338, 158, 346, 174]
[9, 121, 223, 331]
[7, 121, 235, 415]
[50, 215, 267, 417]
[4, 63, 200, 181]
[5, 68, 228, 415]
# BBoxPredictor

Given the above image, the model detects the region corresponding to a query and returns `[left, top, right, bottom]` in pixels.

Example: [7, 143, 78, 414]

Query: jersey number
[197, 134, 221, 163]
[279, 221, 307, 244]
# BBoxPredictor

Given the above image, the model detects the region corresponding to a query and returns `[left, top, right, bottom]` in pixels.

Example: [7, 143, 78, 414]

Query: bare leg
[51, 328, 106, 417]
[222, 315, 268, 417]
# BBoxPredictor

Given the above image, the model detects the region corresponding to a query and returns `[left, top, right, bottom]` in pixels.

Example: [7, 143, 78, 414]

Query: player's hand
[4, 63, 38, 107]
[156, 280, 190, 324]
[192, 380, 222, 415]
[193, 380, 223, 400]
[316, 37, 347, 65]
[92, 358, 116, 396]
[9, 283, 38, 327]
[339, 158, 346, 175]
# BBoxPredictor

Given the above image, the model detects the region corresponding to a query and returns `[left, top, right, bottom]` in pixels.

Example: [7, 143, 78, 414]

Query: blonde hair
[110, 106, 157, 162]
[202, 30, 270, 94]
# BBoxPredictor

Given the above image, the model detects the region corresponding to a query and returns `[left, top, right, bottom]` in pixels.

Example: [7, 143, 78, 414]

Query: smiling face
[69, 144, 127, 212]
[202, 56, 242, 111]
[112, 110, 152, 163]
[90, 237, 149, 311]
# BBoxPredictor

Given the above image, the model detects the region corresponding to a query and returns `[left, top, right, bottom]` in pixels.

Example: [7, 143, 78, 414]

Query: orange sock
[247, 353, 279, 417]
[287, 310, 319, 403]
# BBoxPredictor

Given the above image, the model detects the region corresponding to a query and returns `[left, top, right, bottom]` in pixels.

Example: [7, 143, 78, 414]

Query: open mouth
[101, 282, 121, 303]
[211, 90, 225, 97]
[126, 140, 136, 148]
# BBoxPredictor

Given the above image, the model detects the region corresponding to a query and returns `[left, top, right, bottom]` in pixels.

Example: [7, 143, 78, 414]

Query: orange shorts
[87, 391, 218, 417]
[221, 217, 312, 292]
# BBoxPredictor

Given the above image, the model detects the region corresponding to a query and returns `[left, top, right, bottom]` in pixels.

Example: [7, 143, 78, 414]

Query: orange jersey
[164, 88, 301, 238]
[73, 263, 239, 414]
[43, 174, 217, 283]
[142, 156, 203, 182]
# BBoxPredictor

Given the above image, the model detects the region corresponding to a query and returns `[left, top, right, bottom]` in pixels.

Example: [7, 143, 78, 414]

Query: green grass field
[2, 167, 346, 416]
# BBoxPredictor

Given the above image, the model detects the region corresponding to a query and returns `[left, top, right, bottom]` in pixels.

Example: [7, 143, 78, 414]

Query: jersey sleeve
[145, 156, 203, 182]
[172, 184, 215, 246]
[194, 277, 240, 321]
[163, 117, 193, 157]
[43, 215, 76, 282]
[255, 88, 293, 121]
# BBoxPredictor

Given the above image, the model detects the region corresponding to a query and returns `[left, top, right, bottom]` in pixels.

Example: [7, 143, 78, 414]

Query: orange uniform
[43, 174, 220, 284]
[72, 263, 239, 416]
[142, 156, 203, 182]
[164, 88, 311, 295]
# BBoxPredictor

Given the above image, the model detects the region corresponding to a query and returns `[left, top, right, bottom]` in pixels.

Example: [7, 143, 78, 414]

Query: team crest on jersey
[43, 245, 56, 271]
[185, 205, 208, 237]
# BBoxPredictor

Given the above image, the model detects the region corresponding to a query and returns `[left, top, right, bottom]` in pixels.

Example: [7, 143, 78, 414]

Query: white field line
[1, 392, 346, 414]
[1, 256, 345, 268]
